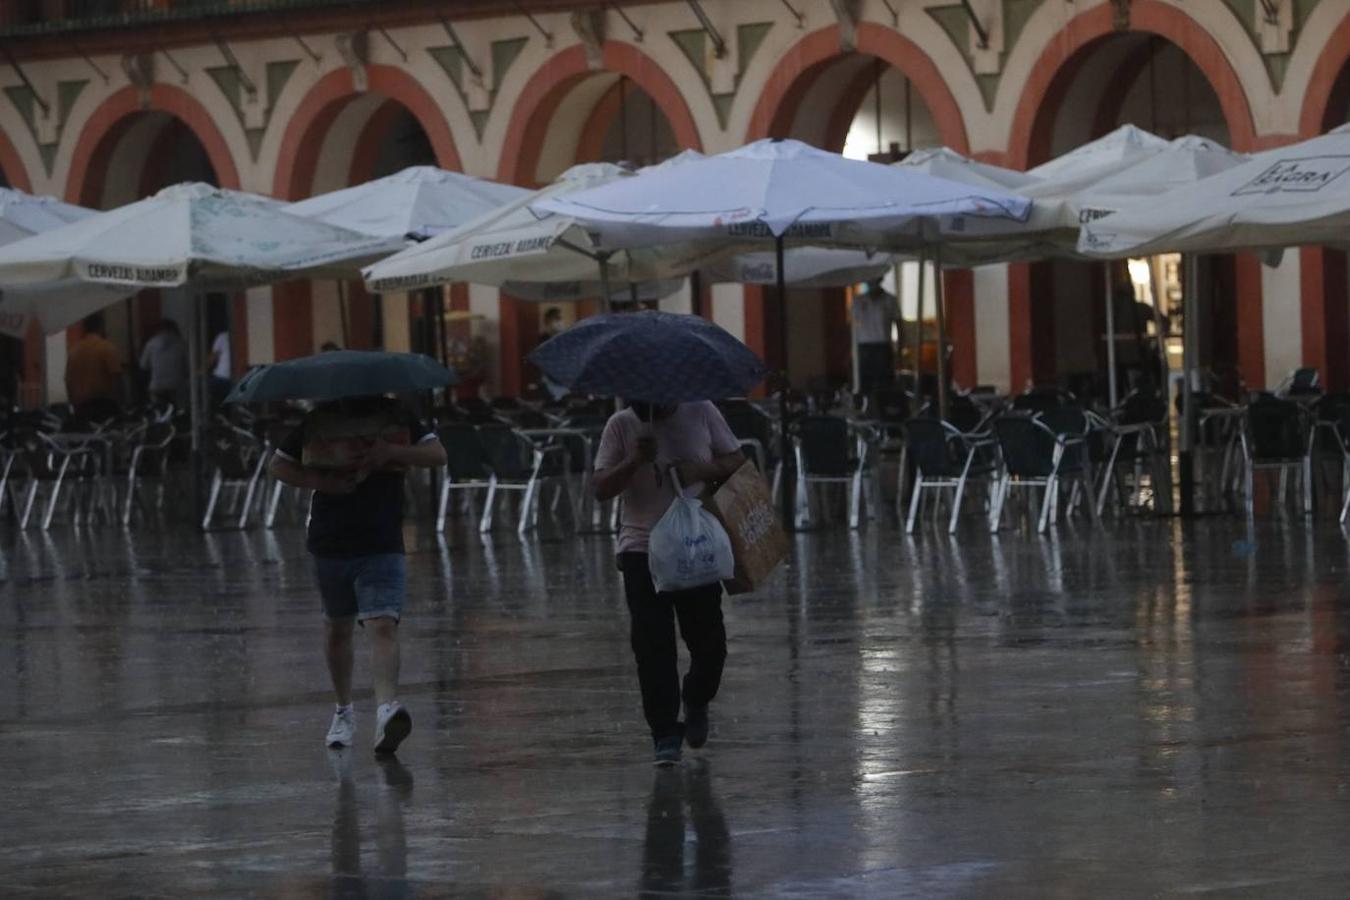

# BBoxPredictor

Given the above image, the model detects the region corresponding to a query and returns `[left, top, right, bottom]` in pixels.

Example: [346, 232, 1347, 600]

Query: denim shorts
[313, 553, 406, 622]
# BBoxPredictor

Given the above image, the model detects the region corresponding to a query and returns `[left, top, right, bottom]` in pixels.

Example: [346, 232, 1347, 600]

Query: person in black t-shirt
[270, 396, 446, 756]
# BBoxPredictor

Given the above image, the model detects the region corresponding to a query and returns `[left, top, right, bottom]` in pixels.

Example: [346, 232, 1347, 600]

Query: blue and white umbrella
[527, 311, 767, 404]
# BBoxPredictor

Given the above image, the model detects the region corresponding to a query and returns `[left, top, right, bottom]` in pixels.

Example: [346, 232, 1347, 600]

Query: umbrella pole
[188, 292, 205, 527]
[1179, 253, 1198, 517]
[338, 280, 350, 348]
[776, 234, 794, 533]
[598, 254, 613, 313]
[1147, 260, 1174, 514]
[1104, 263, 1118, 409]
[913, 248, 926, 409]
[934, 246, 948, 420]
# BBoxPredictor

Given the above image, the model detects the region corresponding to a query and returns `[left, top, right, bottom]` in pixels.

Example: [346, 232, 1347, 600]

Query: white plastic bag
[648, 480, 735, 593]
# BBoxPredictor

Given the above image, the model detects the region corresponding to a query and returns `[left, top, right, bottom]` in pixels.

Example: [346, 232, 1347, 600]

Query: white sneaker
[374, 701, 412, 755]
[326, 707, 356, 748]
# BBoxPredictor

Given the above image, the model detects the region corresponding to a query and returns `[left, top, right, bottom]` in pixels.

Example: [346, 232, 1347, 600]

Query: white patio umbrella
[363, 163, 729, 301]
[536, 138, 1031, 251]
[0, 181, 404, 508]
[0, 188, 129, 339]
[286, 165, 527, 241]
[1077, 126, 1350, 257]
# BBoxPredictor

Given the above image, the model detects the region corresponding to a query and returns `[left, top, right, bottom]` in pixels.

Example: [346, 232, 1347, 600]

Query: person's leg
[315, 556, 359, 704]
[354, 554, 410, 754]
[325, 617, 357, 705]
[620, 553, 682, 741]
[315, 556, 360, 747]
[366, 617, 400, 708]
[673, 585, 728, 712]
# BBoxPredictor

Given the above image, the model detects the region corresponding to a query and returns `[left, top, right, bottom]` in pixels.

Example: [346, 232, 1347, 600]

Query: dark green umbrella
[226, 350, 456, 403]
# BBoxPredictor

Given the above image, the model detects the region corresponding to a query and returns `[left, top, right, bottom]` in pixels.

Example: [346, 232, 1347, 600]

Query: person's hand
[634, 435, 657, 464]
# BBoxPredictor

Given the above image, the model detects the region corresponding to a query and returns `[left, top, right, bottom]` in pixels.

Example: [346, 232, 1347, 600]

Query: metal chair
[14, 429, 107, 529]
[1094, 391, 1168, 516]
[201, 424, 265, 530]
[790, 415, 871, 529]
[1240, 395, 1314, 518]
[475, 424, 569, 535]
[902, 417, 997, 533]
[120, 421, 176, 525]
[435, 422, 495, 531]
[989, 410, 1097, 533]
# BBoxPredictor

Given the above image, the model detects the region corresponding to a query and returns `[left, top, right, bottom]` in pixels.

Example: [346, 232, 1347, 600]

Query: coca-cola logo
[1232, 156, 1350, 196]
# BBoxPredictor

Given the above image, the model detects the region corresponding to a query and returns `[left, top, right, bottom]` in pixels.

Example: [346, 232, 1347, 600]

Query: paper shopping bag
[703, 460, 788, 594]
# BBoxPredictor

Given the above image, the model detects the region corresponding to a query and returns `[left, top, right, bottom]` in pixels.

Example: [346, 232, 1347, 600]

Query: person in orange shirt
[65, 313, 124, 419]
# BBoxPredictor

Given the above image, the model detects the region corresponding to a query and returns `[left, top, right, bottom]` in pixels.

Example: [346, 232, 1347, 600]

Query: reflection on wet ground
[3, 517, 1350, 896]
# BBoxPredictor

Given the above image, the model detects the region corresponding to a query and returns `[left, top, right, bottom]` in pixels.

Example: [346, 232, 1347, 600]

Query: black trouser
[620, 552, 727, 741]
[858, 342, 895, 392]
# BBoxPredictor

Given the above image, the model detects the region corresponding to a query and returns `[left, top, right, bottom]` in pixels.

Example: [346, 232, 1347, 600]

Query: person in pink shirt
[593, 400, 745, 766]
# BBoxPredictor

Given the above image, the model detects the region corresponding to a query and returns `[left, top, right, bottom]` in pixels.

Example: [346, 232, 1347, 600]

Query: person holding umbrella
[533, 311, 764, 766]
[244, 351, 452, 756]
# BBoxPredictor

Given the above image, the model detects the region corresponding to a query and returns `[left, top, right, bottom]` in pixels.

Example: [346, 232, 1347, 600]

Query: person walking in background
[268, 396, 447, 756]
[592, 400, 745, 767]
[853, 278, 899, 393]
[206, 328, 231, 407]
[138, 319, 188, 407]
[65, 312, 124, 420]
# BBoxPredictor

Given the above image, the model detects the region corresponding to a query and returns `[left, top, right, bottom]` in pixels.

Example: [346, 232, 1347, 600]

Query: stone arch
[746, 22, 970, 153]
[1009, 0, 1257, 166]
[496, 41, 703, 185]
[272, 63, 462, 200]
[65, 83, 241, 205]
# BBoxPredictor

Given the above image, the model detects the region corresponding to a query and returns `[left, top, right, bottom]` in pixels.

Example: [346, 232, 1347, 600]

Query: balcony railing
[0, 1, 384, 36]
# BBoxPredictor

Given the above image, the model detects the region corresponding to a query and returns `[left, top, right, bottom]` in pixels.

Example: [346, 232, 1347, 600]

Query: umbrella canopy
[286, 166, 527, 240]
[227, 349, 457, 404]
[0, 188, 127, 337]
[1027, 124, 1169, 194]
[0, 187, 93, 244]
[0, 182, 403, 296]
[534, 138, 1032, 249]
[1078, 126, 1350, 258]
[527, 310, 767, 404]
[906, 131, 1243, 267]
[362, 163, 727, 295]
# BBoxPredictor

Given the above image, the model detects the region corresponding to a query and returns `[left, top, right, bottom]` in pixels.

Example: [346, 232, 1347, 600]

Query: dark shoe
[653, 735, 683, 767]
[684, 703, 710, 749]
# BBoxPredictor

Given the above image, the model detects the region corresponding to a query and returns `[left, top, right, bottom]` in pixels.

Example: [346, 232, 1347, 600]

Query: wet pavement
[4, 516, 1350, 897]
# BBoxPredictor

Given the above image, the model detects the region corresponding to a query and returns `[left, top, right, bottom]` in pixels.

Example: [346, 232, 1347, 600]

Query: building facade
[3, 0, 1349, 401]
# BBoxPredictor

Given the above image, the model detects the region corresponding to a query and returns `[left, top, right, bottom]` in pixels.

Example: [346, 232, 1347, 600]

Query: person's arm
[594, 449, 651, 503]
[360, 434, 446, 470]
[673, 404, 746, 485]
[269, 455, 362, 494]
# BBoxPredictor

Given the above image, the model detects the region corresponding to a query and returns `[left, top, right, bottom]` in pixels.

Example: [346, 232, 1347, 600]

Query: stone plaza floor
[3, 514, 1350, 897]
